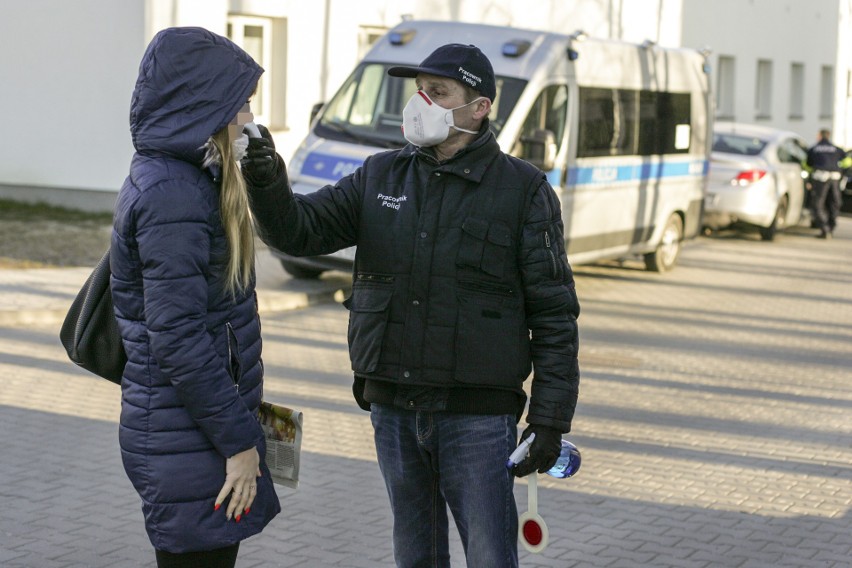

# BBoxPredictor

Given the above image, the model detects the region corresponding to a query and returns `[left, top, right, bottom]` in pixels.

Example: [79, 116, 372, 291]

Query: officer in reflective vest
[805, 129, 850, 239]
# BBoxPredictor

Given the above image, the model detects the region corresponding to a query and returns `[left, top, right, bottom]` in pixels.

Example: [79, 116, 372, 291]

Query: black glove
[511, 425, 563, 478]
[241, 124, 281, 184]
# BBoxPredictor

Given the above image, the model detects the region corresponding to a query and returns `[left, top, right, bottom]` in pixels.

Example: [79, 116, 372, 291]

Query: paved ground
[1, 221, 851, 567]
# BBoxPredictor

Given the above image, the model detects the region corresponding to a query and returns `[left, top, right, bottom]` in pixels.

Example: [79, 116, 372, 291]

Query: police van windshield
[315, 62, 526, 149]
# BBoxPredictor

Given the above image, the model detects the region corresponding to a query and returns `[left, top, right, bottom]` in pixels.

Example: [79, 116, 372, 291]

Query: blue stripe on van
[546, 168, 562, 186]
[301, 152, 364, 181]
[567, 160, 708, 186]
[301, 151, 709, 185]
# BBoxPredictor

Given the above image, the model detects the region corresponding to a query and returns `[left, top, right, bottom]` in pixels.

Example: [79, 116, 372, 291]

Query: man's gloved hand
[241, 124, 281, 184]
[511, 425, 563, 478]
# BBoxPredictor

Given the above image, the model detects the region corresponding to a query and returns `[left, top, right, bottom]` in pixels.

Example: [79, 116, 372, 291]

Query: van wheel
[759, 195, 788, 241]
[644, 214, 683, 272]
[280, 260, 323, 279]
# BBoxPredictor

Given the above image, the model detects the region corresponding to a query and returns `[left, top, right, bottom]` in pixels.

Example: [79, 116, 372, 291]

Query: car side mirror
[519, 128, 557, 171]
[310, 102, 325, 125]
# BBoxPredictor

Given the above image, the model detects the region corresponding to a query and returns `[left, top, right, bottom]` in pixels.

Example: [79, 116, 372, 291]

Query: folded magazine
[258, 401, 303, 489]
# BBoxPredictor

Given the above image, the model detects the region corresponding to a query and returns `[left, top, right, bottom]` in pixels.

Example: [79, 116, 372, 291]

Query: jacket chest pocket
[343, 282, 394, 374]
[456, 217, 513, 277]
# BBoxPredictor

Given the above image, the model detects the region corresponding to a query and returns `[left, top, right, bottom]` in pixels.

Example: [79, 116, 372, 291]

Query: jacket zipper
[226, 322, 241, 389]
[544, 230, 558, 276]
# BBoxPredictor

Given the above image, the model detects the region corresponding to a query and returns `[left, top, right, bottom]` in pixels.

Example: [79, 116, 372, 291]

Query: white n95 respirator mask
[401, 91, 482, 147]
[231, 132, 249, 162]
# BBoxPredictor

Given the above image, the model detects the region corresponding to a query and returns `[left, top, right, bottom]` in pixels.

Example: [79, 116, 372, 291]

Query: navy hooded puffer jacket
[110, 27, 280, 553]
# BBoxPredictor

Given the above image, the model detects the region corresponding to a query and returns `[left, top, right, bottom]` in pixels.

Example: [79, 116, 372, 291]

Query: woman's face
[227, 102, 254, 140]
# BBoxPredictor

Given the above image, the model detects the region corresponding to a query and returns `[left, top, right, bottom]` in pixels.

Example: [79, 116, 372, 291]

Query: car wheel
[759, 195, 788, 242]
[644, 214, 683, 273]
[280, 260, 323, 279]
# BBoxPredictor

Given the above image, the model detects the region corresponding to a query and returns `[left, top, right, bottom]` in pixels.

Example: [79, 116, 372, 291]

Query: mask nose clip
[416, 90, 433, 105]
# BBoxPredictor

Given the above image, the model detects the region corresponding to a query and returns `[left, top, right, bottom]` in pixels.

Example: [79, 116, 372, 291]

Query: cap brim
[387, 65, 455, 81]
[387, 65, 420, 78]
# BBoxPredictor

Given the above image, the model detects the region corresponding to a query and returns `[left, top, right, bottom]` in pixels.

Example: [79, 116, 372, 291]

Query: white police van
[277, 20, 712, 278]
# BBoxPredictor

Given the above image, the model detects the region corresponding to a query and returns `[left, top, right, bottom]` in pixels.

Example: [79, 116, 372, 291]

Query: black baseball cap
[388, 43, 496, 101]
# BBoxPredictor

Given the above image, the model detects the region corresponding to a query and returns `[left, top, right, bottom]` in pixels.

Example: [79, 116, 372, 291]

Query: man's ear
[473, 98, 492, 120]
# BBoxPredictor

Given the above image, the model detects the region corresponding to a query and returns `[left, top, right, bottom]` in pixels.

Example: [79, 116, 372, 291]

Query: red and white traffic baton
[508, 433, 582, 553]
[519, 472, 549, 552]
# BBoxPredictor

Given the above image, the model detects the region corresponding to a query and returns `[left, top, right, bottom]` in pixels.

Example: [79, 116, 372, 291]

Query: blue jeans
[371, 404, 519, 568]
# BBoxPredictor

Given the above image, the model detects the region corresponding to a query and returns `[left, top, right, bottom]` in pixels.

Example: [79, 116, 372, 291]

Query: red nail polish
[235, 514, 241, 523]
[214, 504, 220, 511]
[244, 508, 250, 515]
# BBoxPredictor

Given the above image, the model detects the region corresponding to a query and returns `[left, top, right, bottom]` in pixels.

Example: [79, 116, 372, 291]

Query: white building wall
[271, 0, 418, 161]
[834, 0, 852, 145]
[0, 0, 684, 208]
[681, 0, 849, 145]
[147, 0, 229, 36]
[410, 0, 682, 46]
[3, 0, 851, 209]
[270, 0, 682, 160]
[0, 0, 145, 199]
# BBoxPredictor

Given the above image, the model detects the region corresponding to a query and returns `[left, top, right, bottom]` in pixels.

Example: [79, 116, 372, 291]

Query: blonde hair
[210, 127, 254, 296]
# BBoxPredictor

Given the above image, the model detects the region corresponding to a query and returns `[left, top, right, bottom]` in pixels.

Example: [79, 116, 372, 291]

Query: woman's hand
[214, 446, 261, 522]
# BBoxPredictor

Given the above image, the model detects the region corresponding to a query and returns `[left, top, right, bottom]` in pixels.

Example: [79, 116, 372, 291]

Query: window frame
[227, 15, 274, 126]
[820, 65, 835, 119]
[755, 59, 773, 120]
[789, 62, 805, 120]
[716, 55, 736, 120]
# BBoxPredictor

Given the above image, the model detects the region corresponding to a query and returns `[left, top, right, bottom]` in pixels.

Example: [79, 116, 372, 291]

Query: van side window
[577, 88, 637, 156]
[578, 87, 691, 158]
[642, 92, 691, 154]
[510, 85, 568, 164]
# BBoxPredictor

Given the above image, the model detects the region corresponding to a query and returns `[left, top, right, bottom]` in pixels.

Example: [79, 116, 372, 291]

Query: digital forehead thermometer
[243, 122, 262, 138]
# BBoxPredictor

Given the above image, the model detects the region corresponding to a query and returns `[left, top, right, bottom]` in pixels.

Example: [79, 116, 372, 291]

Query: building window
[755, 59, 773, 120]
[228, 15, 275, 126]
[789, 63, 804, 120]
[820, 65, 834, 119]
[716, 56, 735, 119]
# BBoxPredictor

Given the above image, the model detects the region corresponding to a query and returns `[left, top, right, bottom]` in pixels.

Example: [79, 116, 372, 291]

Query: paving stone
[1, 220, 851, 566]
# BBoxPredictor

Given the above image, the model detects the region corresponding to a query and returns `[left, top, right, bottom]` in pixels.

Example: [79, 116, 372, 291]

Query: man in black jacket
[243, 44, 580, 567]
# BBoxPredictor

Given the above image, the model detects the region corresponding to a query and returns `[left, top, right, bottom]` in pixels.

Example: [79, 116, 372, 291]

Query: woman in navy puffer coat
[110, 27, 280, 565]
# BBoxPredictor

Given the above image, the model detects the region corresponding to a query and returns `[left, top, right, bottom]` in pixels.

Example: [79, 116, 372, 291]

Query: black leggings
[155, 543, 240, 568]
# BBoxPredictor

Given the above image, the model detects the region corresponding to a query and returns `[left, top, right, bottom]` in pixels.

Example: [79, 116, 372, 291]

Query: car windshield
[315, 62, 527, 149]
[712, 133, 768, 156]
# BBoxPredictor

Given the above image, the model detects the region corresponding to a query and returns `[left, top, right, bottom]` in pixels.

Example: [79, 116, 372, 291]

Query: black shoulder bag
[59, 249, 127, 384]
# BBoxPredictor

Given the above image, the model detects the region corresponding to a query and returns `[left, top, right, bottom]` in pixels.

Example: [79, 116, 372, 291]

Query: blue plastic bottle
[546, 439, 581, 478]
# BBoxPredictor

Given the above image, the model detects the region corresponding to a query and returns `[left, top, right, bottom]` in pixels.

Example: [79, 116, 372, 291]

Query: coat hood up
[129, 27, 263, 163]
